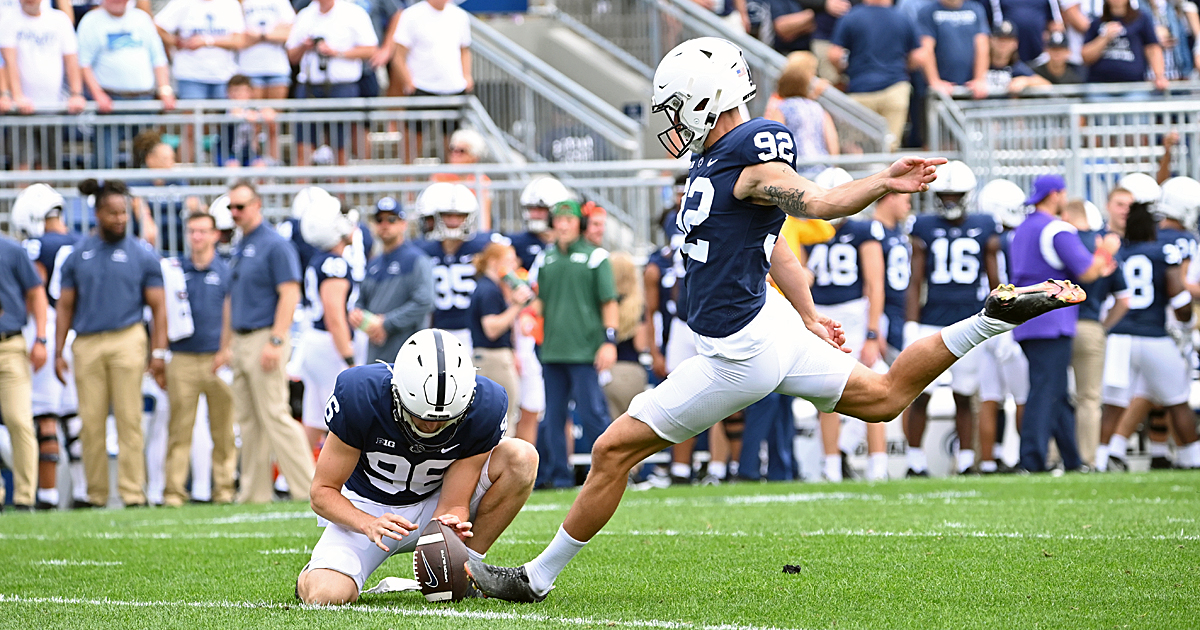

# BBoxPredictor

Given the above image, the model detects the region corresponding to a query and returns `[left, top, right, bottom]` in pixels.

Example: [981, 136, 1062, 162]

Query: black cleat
[1107, 456, 1128, 472]
[35, 500, 56, 511]
[1150, 456, 1175, 470]
[983, 280, 1087, 325]
[464, 559, 548, 603]
[905, 468, 929, 478]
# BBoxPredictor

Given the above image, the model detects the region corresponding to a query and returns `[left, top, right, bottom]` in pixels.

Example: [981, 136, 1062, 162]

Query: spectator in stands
[350, 197, 435, 365]
[0, 225, 48, 512]
[1033, 30, 1086, 83]
[601, 251, 649, 431]
[1010, 175, 1118, 472]
[977, 0, 1059, 64]
[768, 0, 817, 54]
[986, 20, 1051, 93]
[765, 60, 838, 178]
[808, 0, 853, 83]
[827, 0, 921, 151]
[56, 179, 167, 508]
[129, 131, 200, 254]
[469, 242, 531, 435]
[220, 74, 274, 167]
[917, 0, 990, 98]
[60, 0, 150, 27]
[432, 129, 493, 231]
[1145, 0, 1193, 80]
[155, 0, 246, 100]
[1, 0, 84, 169]
[238, 0, 295, 99]
[390, 0, 471, 97]
[225, 180, 315, 503]
[285, 0, 378, 165]
[582, 202, 607, 248]
[532, 199, 618, 489]
[1060, 0, 1101, 66]
[1082, 0, 1168, 89]
[163, 211, 236, 507]
[697, 0, 752, 33]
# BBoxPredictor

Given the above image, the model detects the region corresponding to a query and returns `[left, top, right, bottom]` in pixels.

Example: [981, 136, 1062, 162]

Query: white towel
[1102, 333, 1132, 389]
[161, 258, 195, 343]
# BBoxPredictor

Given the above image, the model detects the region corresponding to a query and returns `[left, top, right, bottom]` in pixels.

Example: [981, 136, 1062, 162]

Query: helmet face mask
[520, 177, 572, 232]
[929, 161, 977, 221]
[652, 92, 698, 159]
[651, 38, 756, 159]
[417, 183, 480, 242]
[934, 192, 968, 221]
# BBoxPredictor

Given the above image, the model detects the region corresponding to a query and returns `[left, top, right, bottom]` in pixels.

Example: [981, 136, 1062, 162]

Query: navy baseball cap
[1025, 174, 1066, 205]
[992, 20, 1018, 38]
[374, 196, 405, 219]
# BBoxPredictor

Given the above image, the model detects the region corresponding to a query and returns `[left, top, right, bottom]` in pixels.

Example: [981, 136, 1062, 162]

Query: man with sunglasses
[296, 328, 537, 605]
[225, 181, 315, 503]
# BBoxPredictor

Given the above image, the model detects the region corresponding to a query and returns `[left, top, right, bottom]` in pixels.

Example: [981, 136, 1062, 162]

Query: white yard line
[30, 560, 123, 567]
[0, 594, 809, 630]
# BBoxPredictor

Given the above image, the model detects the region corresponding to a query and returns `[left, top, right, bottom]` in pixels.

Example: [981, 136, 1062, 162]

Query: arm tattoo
[763, 185, 810, 218]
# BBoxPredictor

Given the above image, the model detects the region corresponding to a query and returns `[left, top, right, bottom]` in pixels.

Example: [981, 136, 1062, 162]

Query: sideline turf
[0, 472, 1197, 629]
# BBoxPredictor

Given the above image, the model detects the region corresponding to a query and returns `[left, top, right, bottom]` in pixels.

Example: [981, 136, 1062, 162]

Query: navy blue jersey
[1158, 226, 1196, 262]
[305, 251, 358, 334]
[23, 231, 80, 309]
[804, 219, 880, 305]
[679, 118, 794, 338]
[326, 365, 507, 506]
[1076, 229, 1128, 322]
[506, 231, 548, 272]
[911, 213, 997, 325]
[878, 220, 909, 350]
[1111, 240, 1181, 338]
[647, 247, 684, 339]
[279, 217, 317, 307]
[417, 233, 500, 331]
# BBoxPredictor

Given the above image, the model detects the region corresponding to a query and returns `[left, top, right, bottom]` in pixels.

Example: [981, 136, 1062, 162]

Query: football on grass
[413, 519, 472, 602]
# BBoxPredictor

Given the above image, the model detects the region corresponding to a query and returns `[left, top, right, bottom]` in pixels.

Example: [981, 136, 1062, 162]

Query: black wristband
[604, 327, 618, 345]
[343, 355, 356, 367]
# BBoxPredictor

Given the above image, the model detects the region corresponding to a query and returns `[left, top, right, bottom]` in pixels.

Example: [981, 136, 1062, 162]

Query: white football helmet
[1084, 200, 1104, 232]
[300, 192, 357, 251]
[1116, 172, 1162, 206]
[391, 329, 477, 450]
[13, 184, 65, 238]
[520, 177, 572, 233]
[814, 167, 853, 190]
[651, 37, 756, 158]
[417, 182, 479, 242]
[978, 179, 1027, 229]
[207, 194, 236, 231]
[929, 160, 977, 221]
[291, 186, 337, 220]
[1158, 176, 1200, 230]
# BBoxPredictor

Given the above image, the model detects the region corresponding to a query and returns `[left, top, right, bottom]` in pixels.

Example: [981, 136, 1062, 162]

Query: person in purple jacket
[1010, 175, 1118, 472]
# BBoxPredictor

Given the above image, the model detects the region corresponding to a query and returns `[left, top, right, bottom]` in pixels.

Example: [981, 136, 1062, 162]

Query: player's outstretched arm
[736, 157, 946, 220]
[312, 434, 417, 552]
[768, 236, 849, 352]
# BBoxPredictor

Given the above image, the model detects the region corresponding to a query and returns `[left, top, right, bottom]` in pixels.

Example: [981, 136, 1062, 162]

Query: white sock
[37, 488, 59, 505]
[1108, 434, 1129, 459]
[466, 547, 485, 562]
[670, 462, 690, 479]
[525, 526, 586, 595]
[867, 453, 888, 481]
[708, 461, 727, 480]
[824, 455, 843, 482]
[838, 418, 867, 455]
[70, 462, 88, 501]
[1179, 442, 1200, 468]
[979, 459, 997, 473]
[1149, 441, 1170, 458]
[907, 447, 927, 473]
[1095, 445, 1109, 471]
[940, 314, 1016, 358]
[957, 449, 976, 473]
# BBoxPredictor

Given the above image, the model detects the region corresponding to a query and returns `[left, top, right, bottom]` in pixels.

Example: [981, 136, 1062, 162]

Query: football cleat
[1150, 456, 1175, 470]
[982, 280, 1087, 325]
[905, 468, 929, 478]
[1107, 456, 1129, 472]
[464, 559, 548, 603]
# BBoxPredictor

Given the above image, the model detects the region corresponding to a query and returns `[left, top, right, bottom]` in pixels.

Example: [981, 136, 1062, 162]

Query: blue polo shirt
[170, 256, 231, 354]
[230, 222, 302, 332]
[60, 235, 163, 335]
[469, 275, 511, 350]
[0, 236, 42, 334]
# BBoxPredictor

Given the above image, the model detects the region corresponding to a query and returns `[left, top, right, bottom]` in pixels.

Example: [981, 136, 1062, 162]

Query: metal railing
[927, 83, 1200, 200]
[470, 15, 643, 162]
[550, 0, 890, 152]
[0, 96, 520, 171]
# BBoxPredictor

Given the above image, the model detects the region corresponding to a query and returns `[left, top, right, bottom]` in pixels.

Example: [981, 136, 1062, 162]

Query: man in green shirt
[531, 200, 618, 488]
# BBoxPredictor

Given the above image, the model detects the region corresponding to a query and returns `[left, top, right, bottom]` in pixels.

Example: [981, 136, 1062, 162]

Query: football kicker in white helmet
[391, 329, 477, 451]
[651, 37, 757, 158]
[978, 179, 1027, 229]
[300, 191, 358, 251]
[291, 186, 337, 220]
[417, 182, 480, 242]
[1158, 177, 1200, 230]
[13, 184, 65, 238]
[1116, 172, 1162, 206]
[929, 160, 977, 221]
[520, 177, 572, 233]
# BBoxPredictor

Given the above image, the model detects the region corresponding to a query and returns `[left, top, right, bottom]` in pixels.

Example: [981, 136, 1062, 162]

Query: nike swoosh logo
[440, 445, 457, 453]
[420, 551, 439, 588]
[707, 158, 718, 166]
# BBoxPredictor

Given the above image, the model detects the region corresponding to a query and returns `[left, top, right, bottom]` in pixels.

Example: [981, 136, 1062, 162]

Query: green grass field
[1, 472, 1197, 630]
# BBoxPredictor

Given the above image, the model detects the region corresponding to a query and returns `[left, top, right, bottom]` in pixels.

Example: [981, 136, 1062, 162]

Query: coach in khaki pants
[226, 181, 314, 503]
[0, 233, 48, 511]
[163, 212, 236, 507]
[56, 181, 167, 508]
